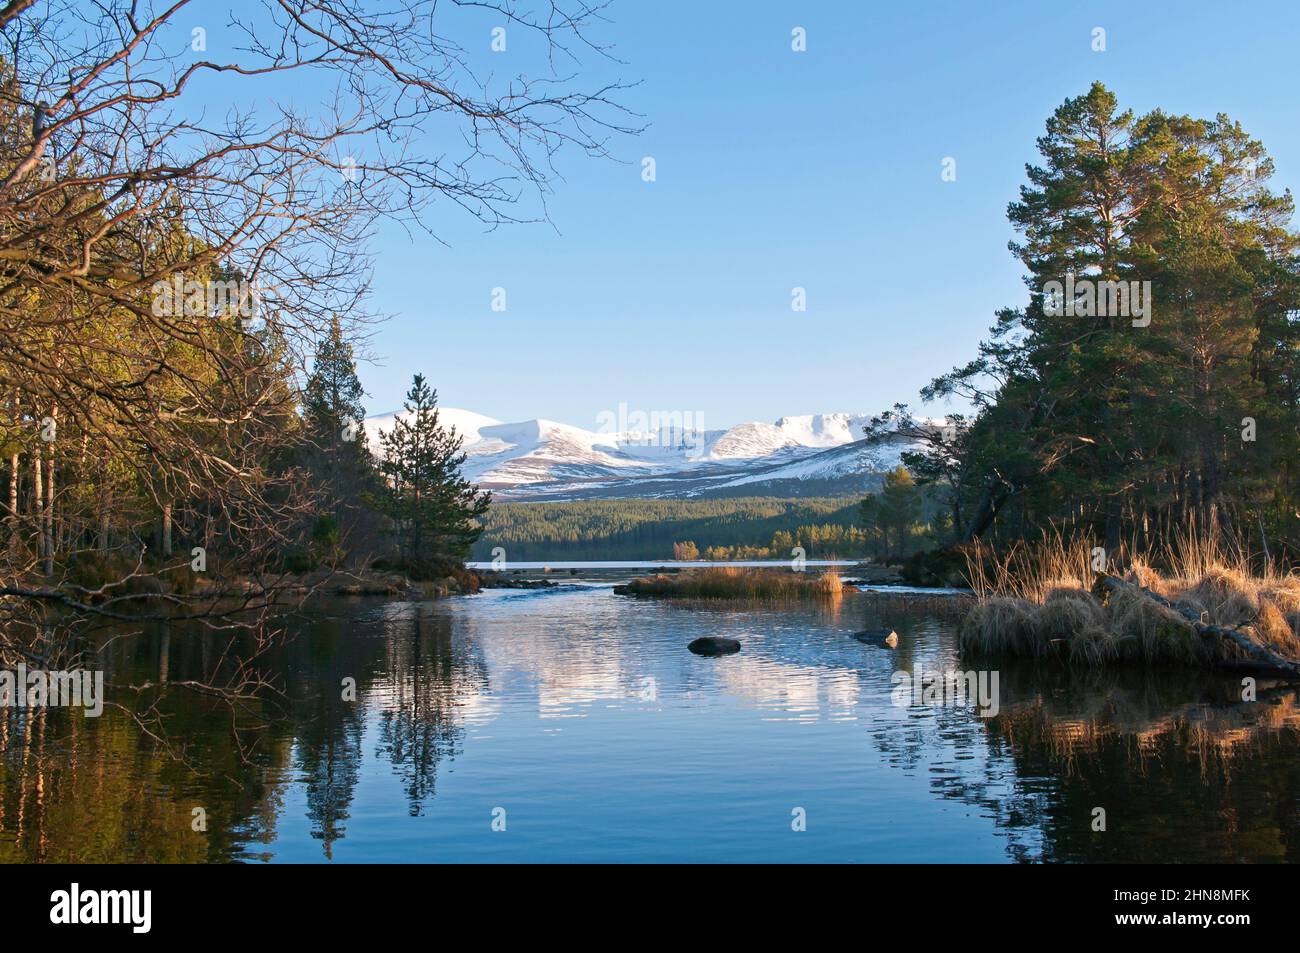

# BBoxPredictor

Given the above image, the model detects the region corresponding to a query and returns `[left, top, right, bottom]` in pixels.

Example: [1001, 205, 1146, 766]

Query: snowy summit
[364, 409, 937, 500]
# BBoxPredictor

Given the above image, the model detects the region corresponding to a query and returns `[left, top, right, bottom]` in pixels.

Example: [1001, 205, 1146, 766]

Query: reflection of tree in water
[299, 715, 365, 858]
[280, 603, 490, 853]
[0, 603, 492, 859]
[371, 605, 489, 816]
[866, 656, 1300, 862]
[0, 622, 292, 862]
[284, 614, 377, 859]
[983, 671, 1300, 862]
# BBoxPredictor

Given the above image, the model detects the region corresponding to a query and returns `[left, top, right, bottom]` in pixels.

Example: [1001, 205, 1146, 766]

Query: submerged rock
[854, 628, 899, 648]
[688, 636, 742, 656]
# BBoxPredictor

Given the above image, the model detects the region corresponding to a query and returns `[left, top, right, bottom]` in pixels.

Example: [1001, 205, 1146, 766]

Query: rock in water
[688, 636, 742, 656]
[854, 629, 899, 648]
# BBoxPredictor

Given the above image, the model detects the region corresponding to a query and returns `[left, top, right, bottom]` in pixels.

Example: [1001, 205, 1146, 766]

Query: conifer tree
[377, 374, 490, 570]
[302, 316, 382, 564]
[860, 466, 923, 556]
[910, 83, 1300, 557]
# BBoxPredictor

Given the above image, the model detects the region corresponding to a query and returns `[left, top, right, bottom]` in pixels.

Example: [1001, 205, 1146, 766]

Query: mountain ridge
[364, 408, 936, 500]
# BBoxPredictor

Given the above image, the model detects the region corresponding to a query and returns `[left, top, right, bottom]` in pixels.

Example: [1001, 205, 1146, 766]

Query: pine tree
[303, 316, 381, 563]
[861, 466, 923, 557]
[377, 374, 491, 570]
[304, 316, 368, 453]
[915, 83, 1300, 556]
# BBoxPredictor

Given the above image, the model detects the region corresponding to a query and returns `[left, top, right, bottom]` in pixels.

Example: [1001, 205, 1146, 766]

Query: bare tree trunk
[6, 451, 16, 531]
[963, 476, 1009, 542]
[1096, 573, 1300, 678]
[1103, 494, 1121, 558]
[159, 627, 170, 685]
[44, 405, 56, 576]
[98, 449, 111, 555]
[161, 501, 173, 557]
[6, 390, 17, 542]
[32, 443, 43, 571]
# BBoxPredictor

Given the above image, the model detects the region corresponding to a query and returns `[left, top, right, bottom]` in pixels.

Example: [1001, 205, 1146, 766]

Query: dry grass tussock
[960, 530, 1300, 667]
[617, 567, 844, 601]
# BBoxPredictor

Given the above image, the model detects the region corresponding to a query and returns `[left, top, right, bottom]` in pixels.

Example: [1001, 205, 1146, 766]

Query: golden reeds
[960, 529, 1300, 668]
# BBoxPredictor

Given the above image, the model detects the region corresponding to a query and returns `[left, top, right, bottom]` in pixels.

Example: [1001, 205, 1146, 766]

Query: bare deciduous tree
[0, 0, 635, 720]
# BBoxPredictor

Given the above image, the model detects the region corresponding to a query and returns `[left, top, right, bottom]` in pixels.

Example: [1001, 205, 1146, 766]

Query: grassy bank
[615, 567, 846, 601]
[960, 534, 1300, 670]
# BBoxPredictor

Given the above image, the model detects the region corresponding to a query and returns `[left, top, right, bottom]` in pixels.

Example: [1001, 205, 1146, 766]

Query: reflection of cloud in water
[454, 690, 503, 728]
[512, 646, 629, 720]
[714, 655, 861, 722]
[451, 597, 637, 720]
[458, 593, 864, 722]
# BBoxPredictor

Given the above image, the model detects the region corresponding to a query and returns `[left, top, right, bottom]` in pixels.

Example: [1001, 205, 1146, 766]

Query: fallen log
[1094, 573, 1300, 680]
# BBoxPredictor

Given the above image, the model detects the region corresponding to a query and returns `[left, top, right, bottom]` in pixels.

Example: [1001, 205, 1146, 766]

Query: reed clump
[616, 567, 845, 601]
[960, 530, 1300, 669]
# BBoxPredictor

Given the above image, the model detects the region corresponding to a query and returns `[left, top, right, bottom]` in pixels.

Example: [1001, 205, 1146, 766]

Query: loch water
[1, 581, 1297, 862]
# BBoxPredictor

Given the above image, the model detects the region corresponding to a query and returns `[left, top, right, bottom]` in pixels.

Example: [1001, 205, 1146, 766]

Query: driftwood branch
[1095, 573, 1300, 680]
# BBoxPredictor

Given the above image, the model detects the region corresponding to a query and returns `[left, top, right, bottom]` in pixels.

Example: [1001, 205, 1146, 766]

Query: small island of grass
[614, 567, 847, 601]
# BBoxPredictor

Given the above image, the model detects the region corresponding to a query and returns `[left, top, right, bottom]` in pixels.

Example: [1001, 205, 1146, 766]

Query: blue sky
[354, 0, 1300, 430]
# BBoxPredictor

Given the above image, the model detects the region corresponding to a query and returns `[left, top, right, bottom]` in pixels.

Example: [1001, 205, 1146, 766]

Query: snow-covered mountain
[363, 409, 938, 500]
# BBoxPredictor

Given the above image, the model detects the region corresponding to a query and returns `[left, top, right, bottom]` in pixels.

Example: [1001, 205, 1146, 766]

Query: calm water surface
[2, 584, 1297, 862]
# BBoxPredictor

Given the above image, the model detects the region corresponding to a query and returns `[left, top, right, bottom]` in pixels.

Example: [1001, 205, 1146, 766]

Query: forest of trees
[0, 0, 629, 683]
[870, 83, 1300, 565]
[473, 491, 942, 561]
[1, 232, 489, 579]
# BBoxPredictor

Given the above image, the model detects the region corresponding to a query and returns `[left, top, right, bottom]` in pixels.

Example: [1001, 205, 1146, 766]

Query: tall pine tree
[303, 316, 382, 564]
[377, 374, 490, 571]
[912, 83, 1300, 558]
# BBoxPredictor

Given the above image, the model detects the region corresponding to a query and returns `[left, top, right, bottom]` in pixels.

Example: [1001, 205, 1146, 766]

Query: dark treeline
[473, 490, 945, 561]
[872, 84, 1300, 565]
[0, 278, 487, 583]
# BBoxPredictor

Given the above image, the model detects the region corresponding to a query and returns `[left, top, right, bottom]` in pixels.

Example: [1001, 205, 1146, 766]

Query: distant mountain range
[364, 409, 939, 501]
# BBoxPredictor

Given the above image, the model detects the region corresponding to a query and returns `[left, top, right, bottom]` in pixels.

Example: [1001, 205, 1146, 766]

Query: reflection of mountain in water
[455, 597, 638, 719]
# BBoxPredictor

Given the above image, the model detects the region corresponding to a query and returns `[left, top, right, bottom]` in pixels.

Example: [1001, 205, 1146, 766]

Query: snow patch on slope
[363, 406, 935, 499]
